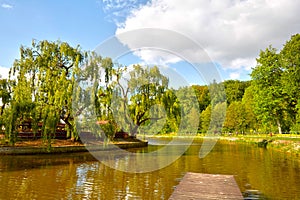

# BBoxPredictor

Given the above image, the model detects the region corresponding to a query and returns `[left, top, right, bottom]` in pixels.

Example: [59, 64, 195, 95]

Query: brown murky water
[0, 140, 300, 199]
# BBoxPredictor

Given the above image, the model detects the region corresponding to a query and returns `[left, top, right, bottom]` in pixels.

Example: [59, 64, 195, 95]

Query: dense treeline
[0, 34, 299, 145]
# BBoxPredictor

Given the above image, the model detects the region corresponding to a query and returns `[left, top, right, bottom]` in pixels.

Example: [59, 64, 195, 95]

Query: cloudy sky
[0, 0, 299, 83]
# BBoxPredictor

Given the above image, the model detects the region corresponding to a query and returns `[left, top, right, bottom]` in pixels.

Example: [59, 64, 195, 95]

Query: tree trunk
[0, 104, 5, 116]
[62, 116, 75, 140]
[276, 119, 282, 134]
[130, 126, 138, 137]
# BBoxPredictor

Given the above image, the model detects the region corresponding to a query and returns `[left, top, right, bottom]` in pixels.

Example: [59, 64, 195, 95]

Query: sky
[0, 0, 299, 85]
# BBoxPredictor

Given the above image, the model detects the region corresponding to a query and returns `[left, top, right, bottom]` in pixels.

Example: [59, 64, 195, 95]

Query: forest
[0, 34, 299, 145]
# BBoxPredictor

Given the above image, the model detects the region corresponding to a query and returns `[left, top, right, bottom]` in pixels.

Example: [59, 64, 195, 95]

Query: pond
[0, 139, 300, 199]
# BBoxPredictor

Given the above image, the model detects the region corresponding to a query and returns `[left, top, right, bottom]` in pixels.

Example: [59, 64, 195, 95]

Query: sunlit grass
[142, 133, 300, 157]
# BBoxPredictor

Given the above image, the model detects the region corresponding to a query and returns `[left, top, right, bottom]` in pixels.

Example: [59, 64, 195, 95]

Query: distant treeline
[0, 34, 299, 145]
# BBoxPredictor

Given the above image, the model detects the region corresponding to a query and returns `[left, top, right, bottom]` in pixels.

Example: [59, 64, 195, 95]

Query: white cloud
[114, 0, 300, 73]
[133, 48, 181, 65]
[115, 28, 212, 66]
[0, 66, 10, 79]
[229, 72, 240, 80]
[228, 58, 256, 71]
[1, 3, 13, 9]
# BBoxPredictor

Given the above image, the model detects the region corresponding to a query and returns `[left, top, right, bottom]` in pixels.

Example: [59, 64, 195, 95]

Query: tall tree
[208, 80, 226, 106]
[223, 101, 243, 133]
[112, 65, 169, 136]
[223, 101, 253, 134]
[72, 52, 115, 139]
[158, 89, 181, 134]
[199, 105, 211, 133]
[210, 102, 226, 133]
[281, 34, 300, 128]
[241, 86, 258, 133]
[250, 46, 288, 134]
[8, 40, 85, 144]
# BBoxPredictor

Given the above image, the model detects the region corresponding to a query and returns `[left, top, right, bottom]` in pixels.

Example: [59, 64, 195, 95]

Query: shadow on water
[0, 152, 98, 172]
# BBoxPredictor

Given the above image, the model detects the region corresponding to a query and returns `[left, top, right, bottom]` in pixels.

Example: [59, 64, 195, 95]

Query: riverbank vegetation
[0, 34, 299, 147]
[221, 134, 300, 157]
[143, 134, 300, 157]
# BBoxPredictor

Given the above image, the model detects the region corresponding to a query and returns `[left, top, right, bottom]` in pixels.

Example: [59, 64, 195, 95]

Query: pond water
[0, 140, 300, 199]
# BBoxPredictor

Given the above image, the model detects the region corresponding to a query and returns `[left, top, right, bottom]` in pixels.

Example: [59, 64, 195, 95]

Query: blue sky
[0, 1, 115, 67]
[1, 0, 299, 85]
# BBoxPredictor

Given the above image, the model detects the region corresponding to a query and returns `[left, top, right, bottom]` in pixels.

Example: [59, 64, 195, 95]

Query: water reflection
[0, 141, 300, 199]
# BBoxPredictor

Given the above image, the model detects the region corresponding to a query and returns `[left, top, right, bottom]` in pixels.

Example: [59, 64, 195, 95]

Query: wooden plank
[169, 172, 243, 200]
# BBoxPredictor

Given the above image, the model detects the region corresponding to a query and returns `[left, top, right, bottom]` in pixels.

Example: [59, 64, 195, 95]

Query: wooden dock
[169, 172, 244, 200]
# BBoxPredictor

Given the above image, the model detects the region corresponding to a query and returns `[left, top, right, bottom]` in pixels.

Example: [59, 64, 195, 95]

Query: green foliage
[200, 105, 211, 133]
[224, 80, 250, 105]
[281, 34, 300, 102]
[175, 86, 200, 134]
[291, 102, 300, 134]
[210, 102, 226, 133]
[250, 34, 300, 134]
[160, 89, 181, 134]
[223, 101, 243, 133]
[7, 39, 85, 144]
[72, 52, 115, 139]
[281, 34, 300, 127]
[199, 102, 226, 134]
[113, 65, 171, 136]
[191, 85, 210, 112]
[0, 78, 14, 115]
[223, 101, 250, 134]
[208, 80, 226, 106]
[3, 33, 299, 145]
[250, 46, 288, 134]
[0, 78, 14, 134]
[241, 87, 258, 132]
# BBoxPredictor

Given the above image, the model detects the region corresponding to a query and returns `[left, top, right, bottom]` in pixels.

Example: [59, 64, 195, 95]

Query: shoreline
[2, 134, 300, 157]
[0, 140, 148, 155]
[143, 134, 300, 157]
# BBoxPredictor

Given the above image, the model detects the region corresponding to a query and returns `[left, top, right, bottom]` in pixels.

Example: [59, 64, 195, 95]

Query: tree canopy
[0, 34, 299, 146]
[6, 40, 85, 144]
[250, 34, 300, 134]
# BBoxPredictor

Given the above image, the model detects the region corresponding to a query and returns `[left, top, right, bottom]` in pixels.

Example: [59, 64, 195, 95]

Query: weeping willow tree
[111, 65, 172, 136]
[72, 52, 116, 140]
[94, 58, 116, 139]
[7, 40, 85, 145]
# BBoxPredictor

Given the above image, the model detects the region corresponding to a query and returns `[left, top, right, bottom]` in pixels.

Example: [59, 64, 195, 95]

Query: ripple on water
[0, 141, 300, 199]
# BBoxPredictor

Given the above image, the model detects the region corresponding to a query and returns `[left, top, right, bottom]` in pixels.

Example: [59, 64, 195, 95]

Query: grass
[141, 133, 300, 157]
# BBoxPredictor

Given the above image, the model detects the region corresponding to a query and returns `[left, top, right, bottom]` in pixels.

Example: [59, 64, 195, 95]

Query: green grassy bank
[221, 134, 300, 156]
[142, 134, 300, 157]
